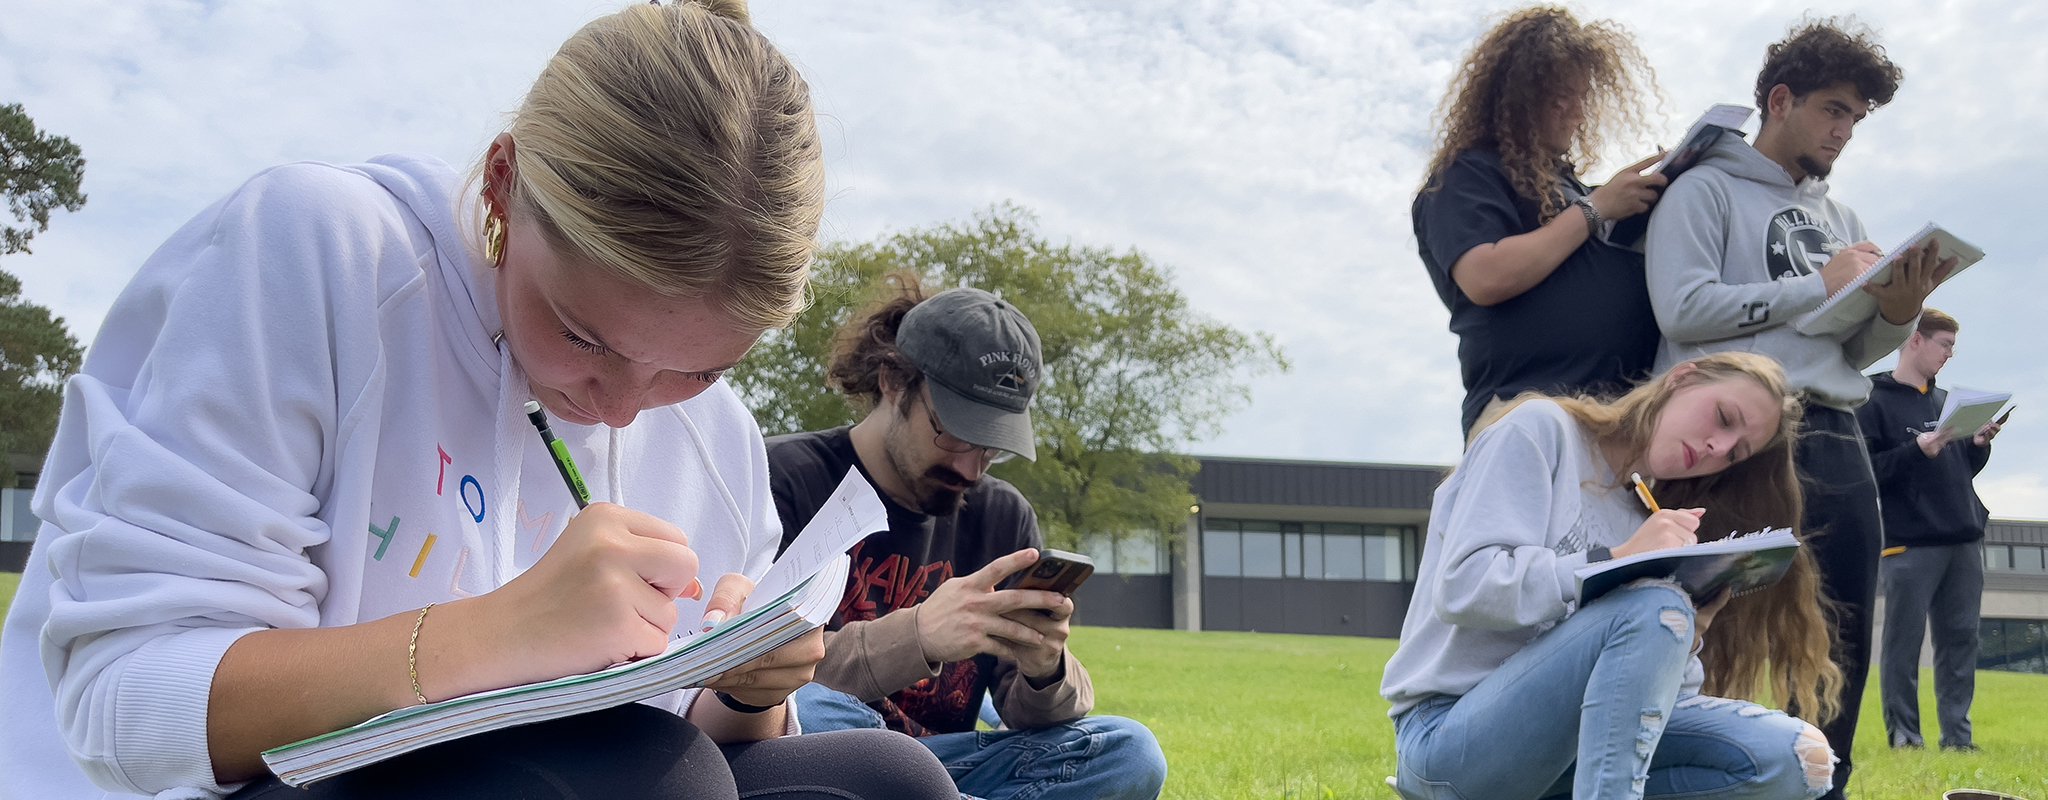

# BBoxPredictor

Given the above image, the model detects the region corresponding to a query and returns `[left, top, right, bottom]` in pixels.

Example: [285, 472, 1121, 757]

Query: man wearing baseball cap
[766, 278, 1167, 800]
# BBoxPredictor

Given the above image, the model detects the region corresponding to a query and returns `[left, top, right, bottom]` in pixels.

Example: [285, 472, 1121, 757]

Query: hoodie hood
[1696, 134, 1834, 200]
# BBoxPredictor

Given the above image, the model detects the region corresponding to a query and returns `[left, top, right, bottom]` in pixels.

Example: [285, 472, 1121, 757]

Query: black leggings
[228, 703, 957, 800]
[1794, 404, 1882, 800]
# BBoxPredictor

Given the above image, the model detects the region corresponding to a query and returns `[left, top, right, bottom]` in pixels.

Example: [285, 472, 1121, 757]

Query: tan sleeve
[991, 648, 1093, 729]
[810, 606, 942, 703]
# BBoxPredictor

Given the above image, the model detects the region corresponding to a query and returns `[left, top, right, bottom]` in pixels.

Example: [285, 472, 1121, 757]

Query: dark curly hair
[826, 271, 929, 414]
[1423, 6, 1658, 222]
[1755, 17, 1902, 122]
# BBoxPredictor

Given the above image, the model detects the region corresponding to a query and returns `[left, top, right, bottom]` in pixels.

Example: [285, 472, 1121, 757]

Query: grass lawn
[1071, 625, 2048, 800]
[2, 576, 2039, 798]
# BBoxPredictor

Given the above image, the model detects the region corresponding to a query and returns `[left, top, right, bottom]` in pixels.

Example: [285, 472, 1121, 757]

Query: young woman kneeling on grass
[1381, 351, 1842, 800]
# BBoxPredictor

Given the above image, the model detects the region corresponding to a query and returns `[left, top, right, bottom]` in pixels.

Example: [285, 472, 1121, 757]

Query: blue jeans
[792, 683, 1166, 800]
[1392, 582, 1830, 800]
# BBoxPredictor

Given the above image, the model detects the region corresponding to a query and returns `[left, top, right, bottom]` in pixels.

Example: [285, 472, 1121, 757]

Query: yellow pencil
[1631, 472, 1661, 514]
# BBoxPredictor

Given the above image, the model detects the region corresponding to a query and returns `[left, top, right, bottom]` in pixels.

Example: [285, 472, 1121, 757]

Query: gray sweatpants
[1879, 542, 1982, 748]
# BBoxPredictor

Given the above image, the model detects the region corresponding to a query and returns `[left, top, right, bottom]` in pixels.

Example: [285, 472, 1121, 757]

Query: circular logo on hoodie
[1765, 207, 1843, 280]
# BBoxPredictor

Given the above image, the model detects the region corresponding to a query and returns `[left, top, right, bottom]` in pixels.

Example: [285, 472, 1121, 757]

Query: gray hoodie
[1645, 136, 1912, 410]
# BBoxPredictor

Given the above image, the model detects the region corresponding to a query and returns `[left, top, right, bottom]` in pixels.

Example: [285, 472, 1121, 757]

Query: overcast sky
[4, 0, 2044, 517]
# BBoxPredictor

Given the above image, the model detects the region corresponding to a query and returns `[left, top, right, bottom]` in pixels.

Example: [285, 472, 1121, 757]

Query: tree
[1, 103, 87, 487]
[729, 204, 1288, 550]
[0, 271, 83, 483]
[2, 103, 88, 256]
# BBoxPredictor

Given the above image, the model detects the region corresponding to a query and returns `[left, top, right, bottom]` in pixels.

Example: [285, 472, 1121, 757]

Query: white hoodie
[1645, 135, 1912, 410]
[0, 154, 782, 798]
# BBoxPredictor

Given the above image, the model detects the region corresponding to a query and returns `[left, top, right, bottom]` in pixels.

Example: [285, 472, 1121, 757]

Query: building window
[1200, 517, 1418, 581]
[1241, 521, 1283, 578]
[1985, 545, 2011, 571]
[1080, 530, 1170, 576]
[2015, 545, 2047, 574]
[1980, 618, 2048, 675]
[1203, 526, 1240, 576]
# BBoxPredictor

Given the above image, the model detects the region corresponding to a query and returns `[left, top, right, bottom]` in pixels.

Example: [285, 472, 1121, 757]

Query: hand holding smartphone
[1004, 549, 1095, 597]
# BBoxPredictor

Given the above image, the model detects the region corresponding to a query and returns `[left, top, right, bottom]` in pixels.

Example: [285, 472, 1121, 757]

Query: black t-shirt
[1414, 149, 1661, 434]
[765, 426, 1041, 736]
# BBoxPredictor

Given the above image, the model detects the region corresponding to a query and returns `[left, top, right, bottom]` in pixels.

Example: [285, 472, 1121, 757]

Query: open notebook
[262, 468, 886, 787]
[1575, 528, 1799, 605]
[1793, 223, 1985, 336]
[1935, 387, 2011, 439]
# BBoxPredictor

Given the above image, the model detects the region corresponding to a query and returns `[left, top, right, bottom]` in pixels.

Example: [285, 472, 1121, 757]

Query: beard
[881, 431, 978, 516]
[1795, 154, 1832, 180]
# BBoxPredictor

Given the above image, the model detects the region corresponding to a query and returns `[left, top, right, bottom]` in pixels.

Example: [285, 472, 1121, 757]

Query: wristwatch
[1586, 546, 1613, 563]
[1573, 198, 1604, 238]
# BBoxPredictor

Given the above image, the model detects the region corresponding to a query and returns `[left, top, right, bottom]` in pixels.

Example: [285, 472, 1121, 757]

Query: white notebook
[1793, 223, 1985, 336]
[1935, 387, 2011, 438]
[261, 468, 887, 787]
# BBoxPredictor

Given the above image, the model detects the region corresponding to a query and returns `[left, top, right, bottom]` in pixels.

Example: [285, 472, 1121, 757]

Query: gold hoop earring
[483, 214, 506, 267]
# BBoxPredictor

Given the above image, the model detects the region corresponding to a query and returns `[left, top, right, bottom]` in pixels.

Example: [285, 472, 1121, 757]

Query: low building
[1070, 455, 2048, 675]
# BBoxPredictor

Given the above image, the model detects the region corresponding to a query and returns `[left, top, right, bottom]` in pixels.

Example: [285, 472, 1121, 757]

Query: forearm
[1843, 314, 1914, 370]
[810, 609, 938, 702]
[684, 690, 790, 743]
[993, 650, 1092, 728]
[1450, 211, 1589, 306]
[206, 597, 512, 782]
[206, 611, 422, 782]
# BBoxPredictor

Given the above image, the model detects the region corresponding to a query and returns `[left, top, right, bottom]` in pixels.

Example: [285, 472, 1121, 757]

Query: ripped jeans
[1392, 581, 1831, 800]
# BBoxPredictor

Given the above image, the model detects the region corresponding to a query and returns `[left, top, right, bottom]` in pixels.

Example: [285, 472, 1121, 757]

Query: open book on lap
[1575, 528, 1799, 606]
[261, 468, 887, 787]
[1792, 223, 1986, 336]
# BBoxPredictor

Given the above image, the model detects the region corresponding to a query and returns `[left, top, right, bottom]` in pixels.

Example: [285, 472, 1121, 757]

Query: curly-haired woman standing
[1414, 7, 1670, 439]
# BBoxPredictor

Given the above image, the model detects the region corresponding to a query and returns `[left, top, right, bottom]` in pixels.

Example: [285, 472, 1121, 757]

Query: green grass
[1071, 625, 2048, 800]
[1, 570, 17, 623]
[2, 578, 2039, 799]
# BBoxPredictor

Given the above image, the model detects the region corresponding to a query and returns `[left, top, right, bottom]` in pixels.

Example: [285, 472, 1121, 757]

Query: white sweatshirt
[1379, 401, 1673, 716]
[0, 154, 783, 799]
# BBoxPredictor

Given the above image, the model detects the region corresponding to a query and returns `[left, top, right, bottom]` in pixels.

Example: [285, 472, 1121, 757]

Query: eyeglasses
[922, 390, 1016, 466]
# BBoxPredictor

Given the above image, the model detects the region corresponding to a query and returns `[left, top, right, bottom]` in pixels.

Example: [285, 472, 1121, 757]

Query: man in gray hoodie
[1645, 19, 1955, 799]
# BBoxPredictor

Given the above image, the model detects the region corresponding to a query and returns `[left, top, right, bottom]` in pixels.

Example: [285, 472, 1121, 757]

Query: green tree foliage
[1, 103, 87, 486]
[2, 103, 88, 256]
[0, 270, 84, 481]
[730, 204, 1288, 549]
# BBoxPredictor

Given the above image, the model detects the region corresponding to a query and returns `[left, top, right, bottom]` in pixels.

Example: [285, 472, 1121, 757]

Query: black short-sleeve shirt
[766, 426, 1041, 736]
[1414, 149, 1660, 434]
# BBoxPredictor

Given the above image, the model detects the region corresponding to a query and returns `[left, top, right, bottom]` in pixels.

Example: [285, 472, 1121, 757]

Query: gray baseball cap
[896, 288, 1042, 462]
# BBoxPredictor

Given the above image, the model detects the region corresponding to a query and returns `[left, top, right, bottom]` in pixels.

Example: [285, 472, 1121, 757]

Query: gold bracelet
[409, 603, 436, 705]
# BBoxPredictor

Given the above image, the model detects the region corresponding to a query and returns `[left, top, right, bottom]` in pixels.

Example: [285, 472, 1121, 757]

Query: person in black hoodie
[1855, 308, 2003, 751]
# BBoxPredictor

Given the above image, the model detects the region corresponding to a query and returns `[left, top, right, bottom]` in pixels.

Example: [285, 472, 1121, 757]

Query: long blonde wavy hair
[472, 0, 824, 331]
[1476, 351, 1844, 725]
[1421, 6, 1658, 223]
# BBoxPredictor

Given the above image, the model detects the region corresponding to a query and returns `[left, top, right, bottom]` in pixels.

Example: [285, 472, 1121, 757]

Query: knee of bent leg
[1092, 716, 1169, 795]
[1793, 723, 1836, 798]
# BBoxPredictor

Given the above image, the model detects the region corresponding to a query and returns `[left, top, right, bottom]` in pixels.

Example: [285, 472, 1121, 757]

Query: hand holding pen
[1613, 473, 1705, 559]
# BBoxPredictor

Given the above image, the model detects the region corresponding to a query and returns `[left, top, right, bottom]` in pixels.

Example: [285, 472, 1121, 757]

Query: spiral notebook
[261, 469, 886, 787]
[1792, 223, 1984, 336]
[1574, 528, 1800, 605]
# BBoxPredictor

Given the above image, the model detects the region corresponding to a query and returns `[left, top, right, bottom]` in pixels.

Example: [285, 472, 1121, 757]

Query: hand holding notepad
[1793, 223, 1984, 336]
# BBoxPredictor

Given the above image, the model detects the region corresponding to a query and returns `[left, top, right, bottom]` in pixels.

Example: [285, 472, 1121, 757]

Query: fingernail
[685, 578, 702, 600]
[701, 609, 726, 632]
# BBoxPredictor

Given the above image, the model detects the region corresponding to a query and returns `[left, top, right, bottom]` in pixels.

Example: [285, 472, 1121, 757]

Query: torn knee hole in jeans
[1795, 724, 1835, 792]
[1623, 577, 1695, 639]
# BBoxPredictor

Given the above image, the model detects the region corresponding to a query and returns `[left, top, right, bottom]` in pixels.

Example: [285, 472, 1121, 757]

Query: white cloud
[4, 0, 2044, 514]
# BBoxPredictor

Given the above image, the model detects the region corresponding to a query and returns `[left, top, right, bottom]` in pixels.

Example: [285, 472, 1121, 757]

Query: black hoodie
[1855, 372, 1992, 547]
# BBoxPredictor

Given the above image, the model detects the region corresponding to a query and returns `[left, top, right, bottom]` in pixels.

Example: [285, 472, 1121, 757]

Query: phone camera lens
[1032, 562, 1062, 579]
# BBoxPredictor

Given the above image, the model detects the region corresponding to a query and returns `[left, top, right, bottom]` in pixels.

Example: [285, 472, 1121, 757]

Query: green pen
[524, 400, 591, 509]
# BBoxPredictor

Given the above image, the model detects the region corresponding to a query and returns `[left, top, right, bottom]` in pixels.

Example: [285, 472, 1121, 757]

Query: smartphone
[1997, 406, 2016, 425]
[1006, 549, 1095, 596]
